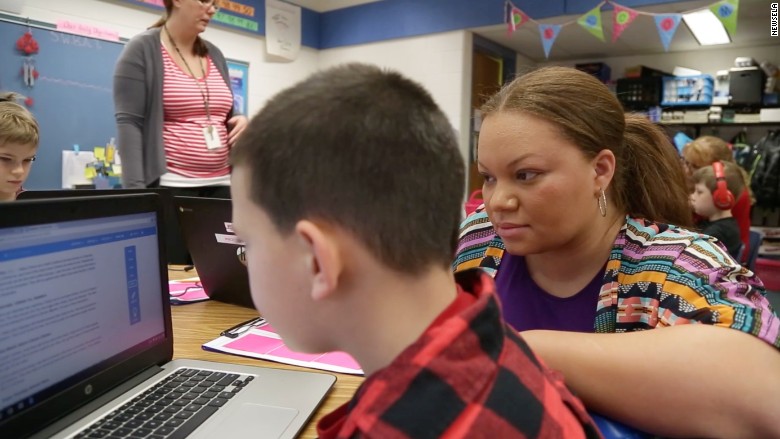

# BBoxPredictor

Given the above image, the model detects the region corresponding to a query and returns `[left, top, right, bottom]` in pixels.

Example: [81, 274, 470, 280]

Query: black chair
[746, 230, 764, 271]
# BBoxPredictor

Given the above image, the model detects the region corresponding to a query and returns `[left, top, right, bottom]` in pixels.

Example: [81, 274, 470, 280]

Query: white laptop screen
[0, 212, 165, 421]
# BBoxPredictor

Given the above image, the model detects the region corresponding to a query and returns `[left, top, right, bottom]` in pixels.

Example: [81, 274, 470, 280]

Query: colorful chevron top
[454, 210, 780, 349]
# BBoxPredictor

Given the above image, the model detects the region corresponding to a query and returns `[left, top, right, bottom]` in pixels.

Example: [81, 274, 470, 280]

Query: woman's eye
[516, 171, 538, 181]
[480, 173, 495, 184]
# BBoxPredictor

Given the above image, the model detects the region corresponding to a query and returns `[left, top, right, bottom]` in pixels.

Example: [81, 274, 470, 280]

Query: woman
[682, 135, 754, 262]
[455, 67, 780, 438]
[113, 0, 247, 196]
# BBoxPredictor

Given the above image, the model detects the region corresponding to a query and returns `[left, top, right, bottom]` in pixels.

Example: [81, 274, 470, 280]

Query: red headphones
[711, 161, 736, 210]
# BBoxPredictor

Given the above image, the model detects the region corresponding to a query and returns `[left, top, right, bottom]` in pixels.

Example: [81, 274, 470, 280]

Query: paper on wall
[265, 0, 301, 61]
[61, 150, 96, 188]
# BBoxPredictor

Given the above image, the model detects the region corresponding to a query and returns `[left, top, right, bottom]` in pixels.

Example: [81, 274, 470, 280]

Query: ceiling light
[683, 9, 731, 45]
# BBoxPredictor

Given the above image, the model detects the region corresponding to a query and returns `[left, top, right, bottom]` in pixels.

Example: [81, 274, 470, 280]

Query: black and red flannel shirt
[318, 269, 602, 438]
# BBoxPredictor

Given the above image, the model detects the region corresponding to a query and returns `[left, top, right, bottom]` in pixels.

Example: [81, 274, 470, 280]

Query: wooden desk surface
[168, 267, 363, 438]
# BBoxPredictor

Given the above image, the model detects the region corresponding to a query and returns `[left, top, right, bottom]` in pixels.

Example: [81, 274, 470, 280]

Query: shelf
[659, 121, 780, 126]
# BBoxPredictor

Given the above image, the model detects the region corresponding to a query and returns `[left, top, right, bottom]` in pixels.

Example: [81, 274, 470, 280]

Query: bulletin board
[227, 60, 249, 116]
[0, 17, 124, 189]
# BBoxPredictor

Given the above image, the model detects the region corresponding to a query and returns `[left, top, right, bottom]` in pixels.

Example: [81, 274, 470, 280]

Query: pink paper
[317, 351, 361, 370]
[169, 281, 209, 303]
[56, 20, 119, 42]
[225, 333, 284, 353]
[268, 344, 324, 362]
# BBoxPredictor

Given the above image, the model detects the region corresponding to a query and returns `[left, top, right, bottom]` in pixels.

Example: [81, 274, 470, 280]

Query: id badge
[203, 125, 221, 150]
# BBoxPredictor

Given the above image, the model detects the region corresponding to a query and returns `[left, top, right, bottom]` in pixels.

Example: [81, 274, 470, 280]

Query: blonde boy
[0, 92, 39, 201]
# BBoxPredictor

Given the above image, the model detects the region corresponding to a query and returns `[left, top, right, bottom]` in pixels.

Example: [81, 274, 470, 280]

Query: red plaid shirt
[318, 269, 601, 438]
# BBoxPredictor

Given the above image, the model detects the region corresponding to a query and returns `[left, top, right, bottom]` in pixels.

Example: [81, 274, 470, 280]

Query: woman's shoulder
[127, 28, 161, 44]
[622, 216, 739, 271]
[122, 28, 161, 56]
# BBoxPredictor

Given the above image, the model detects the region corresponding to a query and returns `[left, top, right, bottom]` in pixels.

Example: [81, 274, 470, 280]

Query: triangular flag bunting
[577, 4, 604, 42]
[539, 24, 562, 59]
[612, 4, 639, 42]
[507, 6, 530, 35]
[654, 14, 681, 51]
[710, 0, 738, 37]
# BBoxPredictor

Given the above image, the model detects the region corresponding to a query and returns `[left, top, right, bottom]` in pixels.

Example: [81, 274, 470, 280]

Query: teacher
[113, 0, 247, 196]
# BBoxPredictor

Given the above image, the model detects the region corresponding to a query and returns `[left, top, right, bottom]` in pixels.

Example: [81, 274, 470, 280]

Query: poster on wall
[265, 0, 301, 61]
[227, 60, 249, 116]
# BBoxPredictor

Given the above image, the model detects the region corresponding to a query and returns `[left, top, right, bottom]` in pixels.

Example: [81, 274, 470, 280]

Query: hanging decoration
[710, 0, 739, 38]
[654, 14, 682, 52]
[503, 0, 740, 57]
[15, 24, 40, 97]
[577, 3, 606, 42]
[611, 4, 639, 42]
[506, 5, 530, 35]
[539, 24, 562, 58]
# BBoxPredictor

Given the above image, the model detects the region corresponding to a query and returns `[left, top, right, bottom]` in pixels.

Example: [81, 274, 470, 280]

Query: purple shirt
[494, 253, 602, 333]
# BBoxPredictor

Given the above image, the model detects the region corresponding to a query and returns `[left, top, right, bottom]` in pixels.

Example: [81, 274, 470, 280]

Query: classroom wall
[319, 30, 474, 169]
[12, 0, 320, 117]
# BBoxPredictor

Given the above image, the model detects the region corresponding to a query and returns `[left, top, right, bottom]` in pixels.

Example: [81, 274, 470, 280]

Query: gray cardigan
[113, 27, 234, 188]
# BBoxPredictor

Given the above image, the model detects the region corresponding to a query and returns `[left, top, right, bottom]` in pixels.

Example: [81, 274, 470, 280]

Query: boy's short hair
[230, 63, 464, 274]
[692, 161, 744, 200]
[0, 92, 39, 147]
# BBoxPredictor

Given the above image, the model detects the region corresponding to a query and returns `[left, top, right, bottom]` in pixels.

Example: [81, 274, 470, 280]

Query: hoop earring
[598, 188, 607, 217]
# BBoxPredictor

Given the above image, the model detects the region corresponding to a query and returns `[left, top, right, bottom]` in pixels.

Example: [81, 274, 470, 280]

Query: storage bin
[661, 75, 714, 107]
[617, 77, 663, 110]
[755, 257, 780, 291]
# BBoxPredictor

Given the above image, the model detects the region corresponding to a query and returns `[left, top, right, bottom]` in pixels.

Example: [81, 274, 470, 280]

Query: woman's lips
[495, 222, 528, 238]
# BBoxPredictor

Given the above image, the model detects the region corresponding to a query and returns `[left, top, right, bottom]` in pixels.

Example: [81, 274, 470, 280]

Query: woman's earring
[598, 188, 607, 217]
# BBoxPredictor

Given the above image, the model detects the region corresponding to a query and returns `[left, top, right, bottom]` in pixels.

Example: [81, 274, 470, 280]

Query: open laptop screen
[0, 207, 166, 427]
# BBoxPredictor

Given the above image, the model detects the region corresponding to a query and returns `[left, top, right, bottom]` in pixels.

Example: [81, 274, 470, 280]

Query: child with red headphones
[690, 160, 745, 259]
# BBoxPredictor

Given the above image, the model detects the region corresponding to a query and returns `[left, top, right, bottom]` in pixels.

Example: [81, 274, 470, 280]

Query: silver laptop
[0, 194, 335, 439]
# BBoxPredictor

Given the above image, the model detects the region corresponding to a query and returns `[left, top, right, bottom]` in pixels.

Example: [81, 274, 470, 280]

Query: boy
[690, 161, 745, 259]
[230, 63, 600, 438]
[0, 92, 38, 202]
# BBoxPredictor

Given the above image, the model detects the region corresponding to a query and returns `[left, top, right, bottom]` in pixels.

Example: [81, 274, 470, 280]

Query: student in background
[0, 92, 38, 202]
[690, 161, 745, 259]
[230, 63, 600, 438]
[682, 135, 753, 261]
[114, 0, 247, 196]
[455, 66, 780, 438]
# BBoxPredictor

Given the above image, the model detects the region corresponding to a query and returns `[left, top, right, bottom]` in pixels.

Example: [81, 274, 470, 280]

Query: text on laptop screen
[0, 213, 165, 420]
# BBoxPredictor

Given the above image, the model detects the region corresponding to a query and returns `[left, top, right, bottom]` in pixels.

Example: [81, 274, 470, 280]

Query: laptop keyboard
[74, 368, 253, 439]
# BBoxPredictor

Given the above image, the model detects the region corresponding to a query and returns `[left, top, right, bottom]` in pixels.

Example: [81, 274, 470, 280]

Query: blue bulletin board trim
[227, 59, 249, 116]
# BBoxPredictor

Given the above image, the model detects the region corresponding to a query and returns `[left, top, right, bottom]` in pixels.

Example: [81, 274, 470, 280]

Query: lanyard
[164, 25, 212, 126]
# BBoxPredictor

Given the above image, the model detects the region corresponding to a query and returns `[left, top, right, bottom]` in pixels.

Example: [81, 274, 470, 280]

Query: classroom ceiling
[284, 0, 380, 12]
[472, 0, 778, 62]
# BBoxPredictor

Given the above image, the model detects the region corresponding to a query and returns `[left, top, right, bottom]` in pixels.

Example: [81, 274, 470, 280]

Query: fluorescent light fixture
[683, 9, 731, 45]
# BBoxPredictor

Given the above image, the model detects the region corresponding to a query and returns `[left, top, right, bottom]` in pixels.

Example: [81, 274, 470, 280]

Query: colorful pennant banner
[611, 4, 639, 42]
[504, 0, 740, 58]
[654, 14, 681, 52]
[578, 4, 605, 42]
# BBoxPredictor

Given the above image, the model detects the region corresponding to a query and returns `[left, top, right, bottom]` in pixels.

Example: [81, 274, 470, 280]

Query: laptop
[0, 194, 335, 439]
[17, 189, 190, 265]
[174, 196, 254, 309]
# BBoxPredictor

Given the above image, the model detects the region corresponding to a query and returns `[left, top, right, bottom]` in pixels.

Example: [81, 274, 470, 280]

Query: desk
[168, 267, 363, 438]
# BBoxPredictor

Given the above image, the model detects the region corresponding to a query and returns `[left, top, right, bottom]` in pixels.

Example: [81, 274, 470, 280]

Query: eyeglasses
[194, 0, 220, 11]
[0, 155, 36, 169]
